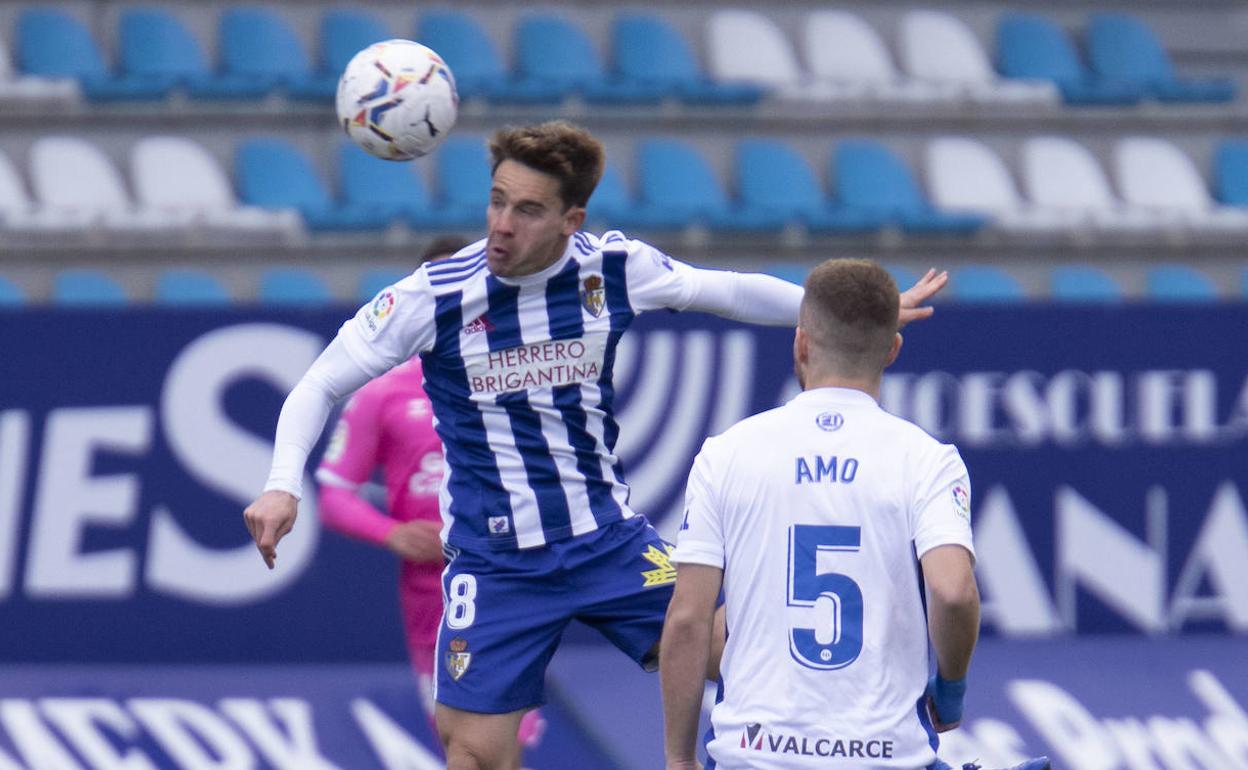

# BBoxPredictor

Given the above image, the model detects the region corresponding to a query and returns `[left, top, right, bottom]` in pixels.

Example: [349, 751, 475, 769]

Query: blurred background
[0, 1, 1246, 769]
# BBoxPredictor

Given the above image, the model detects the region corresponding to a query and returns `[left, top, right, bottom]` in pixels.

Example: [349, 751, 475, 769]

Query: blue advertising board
[1, 306, 1246, 665]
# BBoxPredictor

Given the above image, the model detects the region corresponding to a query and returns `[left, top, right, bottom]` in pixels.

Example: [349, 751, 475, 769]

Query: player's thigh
[572, 517, 677, 669]
[435, 548, 569, 714]
[436, 702, 525, 768]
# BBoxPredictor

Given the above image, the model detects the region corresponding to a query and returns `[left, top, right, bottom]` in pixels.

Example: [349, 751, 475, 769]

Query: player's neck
[801, 373, 881, 401]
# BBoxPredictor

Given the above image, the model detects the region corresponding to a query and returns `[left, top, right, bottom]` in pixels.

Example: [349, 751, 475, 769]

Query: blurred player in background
[315, 237, 544, 763]
[245, 121, 947, 770]
[660, 260, 1047, 770]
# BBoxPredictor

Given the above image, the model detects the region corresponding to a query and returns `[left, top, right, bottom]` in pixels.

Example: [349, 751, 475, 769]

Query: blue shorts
[434, 515, 675, 714]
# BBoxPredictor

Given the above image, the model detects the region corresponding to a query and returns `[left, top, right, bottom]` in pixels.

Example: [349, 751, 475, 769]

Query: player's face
[486, 160, 585, 278]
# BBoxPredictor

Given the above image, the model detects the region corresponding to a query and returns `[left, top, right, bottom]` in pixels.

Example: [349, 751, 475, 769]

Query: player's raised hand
[243, 490, 298, 570]
[384, 520, 444, 563]
[898, 268, 949, 328]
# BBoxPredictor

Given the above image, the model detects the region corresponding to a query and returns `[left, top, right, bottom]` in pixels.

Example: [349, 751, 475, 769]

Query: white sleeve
[910, 443, 976, 561]
[262, 336, 375, 500]
[672, 438, 726, 568]
[683, 268, 802, 326]
[621, 237, 801, 325]
[338, 272, 438, 376]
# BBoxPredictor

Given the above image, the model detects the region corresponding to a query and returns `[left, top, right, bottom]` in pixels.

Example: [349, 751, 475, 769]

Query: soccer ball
[336, 40, 458, 161]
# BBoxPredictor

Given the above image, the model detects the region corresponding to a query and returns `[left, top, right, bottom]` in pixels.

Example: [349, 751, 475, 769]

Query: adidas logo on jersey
[463, 314, 495, 335]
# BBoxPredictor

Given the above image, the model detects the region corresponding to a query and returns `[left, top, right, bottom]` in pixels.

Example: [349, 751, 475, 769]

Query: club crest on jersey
[640, 543, 677, 587]
[488, 516, 510, 534]
[580, 274, 605, 317]
[445, 637, 471, 681]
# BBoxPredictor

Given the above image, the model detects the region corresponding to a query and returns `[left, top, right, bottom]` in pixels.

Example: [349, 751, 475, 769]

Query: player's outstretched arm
[898, 268, 949, 328]
[243, 336, 376, 568]
[660, 563, 722, 770]
[920, 544, 980, 732]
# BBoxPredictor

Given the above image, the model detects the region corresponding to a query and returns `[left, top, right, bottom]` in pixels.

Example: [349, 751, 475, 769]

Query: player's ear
[562, 204, 586, 236]
[794, 326, 808, 364]
[885, 333, 903, 368]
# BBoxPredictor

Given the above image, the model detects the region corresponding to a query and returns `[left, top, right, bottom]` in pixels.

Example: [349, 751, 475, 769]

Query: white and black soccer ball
[336, 40, 458, 161]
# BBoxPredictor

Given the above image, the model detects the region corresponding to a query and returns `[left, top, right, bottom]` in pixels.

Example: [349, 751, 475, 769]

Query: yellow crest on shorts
[641, 543, 677, 587]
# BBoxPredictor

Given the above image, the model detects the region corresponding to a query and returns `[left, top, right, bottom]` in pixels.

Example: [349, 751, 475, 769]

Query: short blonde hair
[800, 259, 899, 377]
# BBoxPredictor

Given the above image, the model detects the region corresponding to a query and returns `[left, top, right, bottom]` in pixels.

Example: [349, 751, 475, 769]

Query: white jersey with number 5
[674, 387, 974, 770]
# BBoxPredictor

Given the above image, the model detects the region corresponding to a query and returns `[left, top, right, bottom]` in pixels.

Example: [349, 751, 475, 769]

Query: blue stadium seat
[638, 139, 787, 232]
[1145, 265, 1218, 302]
[833, 141, 986, 235]
[321, 9, 393, 77]
[996, 14, 1144, 106]
[1213, 140, 1248, 206]
[155, 270, 232, 306]
[118, 8, 270, 99]
[0, 276, 27, 306]
[736, 139, 885, 234]
[52, 270, 128, 306]
[515, 14, 667, 104]
[950, 266, 1025, 303]
[17, 9, 172, 100]
[235, 138, 392, 231]
[338, 142, 440, 229]
[258, 268, 333, 306]
[586, 164, 687, 231]
[1051, 266, 1123, 302]
[1086, 13, 1236, 103]
[610, 13, 763, 105]
[219, 8, 337, 100]
[433, 135, 493, 230]
[358, 269, 411, 302]
[416, 11, 561, 104]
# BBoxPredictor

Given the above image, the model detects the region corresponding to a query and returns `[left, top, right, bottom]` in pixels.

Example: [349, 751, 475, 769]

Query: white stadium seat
[803, 11, 952, 104]
[925, 137, 1079, 235]
[31, 136, 194, 241]
[707, 10, 835, 101]
[898, 10, 1058, 106]
[1114, 137, 1248, 236]
[131, 136, 301, 244]
[1022, 136, 1175, 236]
[0, 147, 95, 238]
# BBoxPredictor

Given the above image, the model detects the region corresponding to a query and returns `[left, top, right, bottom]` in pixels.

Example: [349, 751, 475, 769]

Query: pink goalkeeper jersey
[315, 359, 445, 657]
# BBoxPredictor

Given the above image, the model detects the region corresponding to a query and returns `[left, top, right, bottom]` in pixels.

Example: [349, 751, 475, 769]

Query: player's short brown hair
[488, 121, 605, 209]
[800, 259, 899, 377]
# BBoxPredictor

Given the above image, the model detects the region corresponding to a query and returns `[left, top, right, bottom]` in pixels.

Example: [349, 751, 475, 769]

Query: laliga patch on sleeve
[951, 482, 971, 521]
[361, 288, 397, 339]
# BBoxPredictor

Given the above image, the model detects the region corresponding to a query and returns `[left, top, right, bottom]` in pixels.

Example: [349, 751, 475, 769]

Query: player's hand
[926, 674, 966, 733]
[384, 520, 443, 563]
[243, 490, 298, 570]
[898, 268, 949, 328]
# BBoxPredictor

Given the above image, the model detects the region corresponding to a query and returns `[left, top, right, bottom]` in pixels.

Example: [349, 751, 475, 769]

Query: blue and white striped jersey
[338, 231, 701, 550]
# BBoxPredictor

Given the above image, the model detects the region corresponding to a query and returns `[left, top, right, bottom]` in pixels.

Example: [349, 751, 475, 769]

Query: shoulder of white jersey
[420, 239, 488, 293]
[710, 403, 790, 446]
[595, 229, 632, 255]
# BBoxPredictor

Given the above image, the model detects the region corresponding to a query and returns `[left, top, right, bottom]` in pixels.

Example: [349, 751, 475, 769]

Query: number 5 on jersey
[787, 524, 863, 670]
